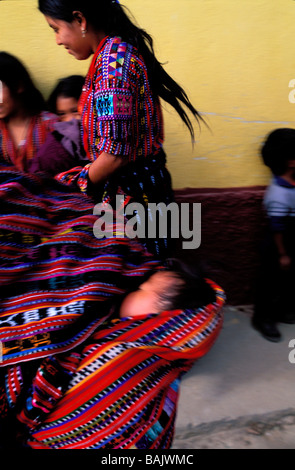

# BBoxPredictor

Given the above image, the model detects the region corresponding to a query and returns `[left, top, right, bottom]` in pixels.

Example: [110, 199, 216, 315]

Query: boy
[252, 128, 295, 342]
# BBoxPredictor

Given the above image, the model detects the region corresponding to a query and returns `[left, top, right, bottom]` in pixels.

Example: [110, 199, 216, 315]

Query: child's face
[119, 271, 183, 319]
[56, 96, 80, 122]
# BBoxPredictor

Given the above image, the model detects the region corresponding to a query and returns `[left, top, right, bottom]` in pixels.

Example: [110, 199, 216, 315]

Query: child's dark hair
[261, 128, 295, 176]
[159, 258, 216, 311]
[38, 0, 205, 141]
[0, 51, 46, 116]
[47, 75, 85, 114]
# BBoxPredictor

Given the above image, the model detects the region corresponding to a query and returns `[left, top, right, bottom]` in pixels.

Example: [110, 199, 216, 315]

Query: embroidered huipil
[56, 36, 165, 195]
[0, 112, 58, 172]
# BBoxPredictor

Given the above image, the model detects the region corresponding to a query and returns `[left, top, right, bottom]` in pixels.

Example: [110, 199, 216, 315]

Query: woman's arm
[88, 151, 127, 185]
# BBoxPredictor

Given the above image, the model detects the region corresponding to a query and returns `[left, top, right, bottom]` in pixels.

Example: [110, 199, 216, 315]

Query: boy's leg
[275, 263, 295, 324]
[252, 245, 282, 342]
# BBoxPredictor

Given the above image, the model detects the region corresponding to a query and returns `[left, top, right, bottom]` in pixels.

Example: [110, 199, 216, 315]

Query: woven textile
[0, 164, 225, 449]
[79, 36, 163, 167]
[17, 280, 225, 449]
[0, 164, 158, 368]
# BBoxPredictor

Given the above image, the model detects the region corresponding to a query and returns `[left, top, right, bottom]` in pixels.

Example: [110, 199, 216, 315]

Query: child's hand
[279, 254, 292, 270]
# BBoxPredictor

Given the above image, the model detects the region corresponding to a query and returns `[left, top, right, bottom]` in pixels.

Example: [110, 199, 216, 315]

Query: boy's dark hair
[38, 0, 205, 142]
[158, 258, 216, 311]
[0, 51, 46, 116]
[47, 75, 85, 114]
[261, 128, 295, 176]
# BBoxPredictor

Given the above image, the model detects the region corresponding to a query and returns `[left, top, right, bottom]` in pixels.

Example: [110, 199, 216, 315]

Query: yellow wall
[1, 0, 295, 189]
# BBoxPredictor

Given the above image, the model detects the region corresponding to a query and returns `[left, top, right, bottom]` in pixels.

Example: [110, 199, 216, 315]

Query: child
[28, 75, 89, 176]
[47, 75, 85, 122]
[0, 52, 57, 172]
[11, 258, 221, 449]
[252, 128, 295, 342]
[119, 258, 216, 318]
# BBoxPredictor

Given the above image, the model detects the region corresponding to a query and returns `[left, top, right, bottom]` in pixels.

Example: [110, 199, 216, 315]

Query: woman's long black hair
[0, 51, 46, 116]
[38, 0, 205, 141]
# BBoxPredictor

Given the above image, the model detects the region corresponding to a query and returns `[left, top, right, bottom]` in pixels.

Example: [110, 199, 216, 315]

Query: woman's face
[45, 15, 93, 60]
[0, 82, 19, 120]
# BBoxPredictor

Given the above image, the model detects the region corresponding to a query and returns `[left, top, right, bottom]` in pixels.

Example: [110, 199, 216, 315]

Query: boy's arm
[264, 185, 291, 270]
[273, 232, 292, 270]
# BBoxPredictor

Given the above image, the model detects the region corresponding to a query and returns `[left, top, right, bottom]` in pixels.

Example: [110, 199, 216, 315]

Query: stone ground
[172, 305, 295, 450]
[173, 409, 295, 449]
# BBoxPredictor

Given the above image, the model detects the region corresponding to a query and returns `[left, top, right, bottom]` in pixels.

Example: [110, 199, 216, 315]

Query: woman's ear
[72, 10, 87, 31]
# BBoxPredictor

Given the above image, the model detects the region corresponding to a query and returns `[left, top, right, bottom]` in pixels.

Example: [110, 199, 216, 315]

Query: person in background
[29, 74, 89, 176]
[47, 74, 85, 122]
[38, 0, 205, 258]
[0, 51, 57, 172]
[252, 128, 295, 342]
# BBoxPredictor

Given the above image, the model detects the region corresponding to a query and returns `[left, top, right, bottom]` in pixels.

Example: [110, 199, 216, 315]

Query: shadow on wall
[174, 186, 267, 306]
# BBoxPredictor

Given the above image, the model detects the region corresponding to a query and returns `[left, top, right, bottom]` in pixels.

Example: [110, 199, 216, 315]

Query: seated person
[0, 52, 57, 173]
[28, 75, 90, 177]
[47, 75, 85, 123]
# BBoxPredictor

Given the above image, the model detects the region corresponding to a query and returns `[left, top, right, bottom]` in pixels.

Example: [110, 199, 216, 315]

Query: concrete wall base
[174, 186, 267, 305]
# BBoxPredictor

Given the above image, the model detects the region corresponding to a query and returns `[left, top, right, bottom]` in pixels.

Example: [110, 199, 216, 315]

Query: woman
[0, 52, 58, 172]
[38, 0, 204, 257]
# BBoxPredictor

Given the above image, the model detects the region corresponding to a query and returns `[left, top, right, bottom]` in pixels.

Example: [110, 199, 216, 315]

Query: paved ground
[172, 305, 295, 449]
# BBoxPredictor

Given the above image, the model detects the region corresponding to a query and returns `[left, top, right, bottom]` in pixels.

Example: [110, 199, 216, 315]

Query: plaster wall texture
[1, 1, 294, 189]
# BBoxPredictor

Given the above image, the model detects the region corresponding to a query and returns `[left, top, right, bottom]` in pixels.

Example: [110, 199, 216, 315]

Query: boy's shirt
[264, 175, 295, 232]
